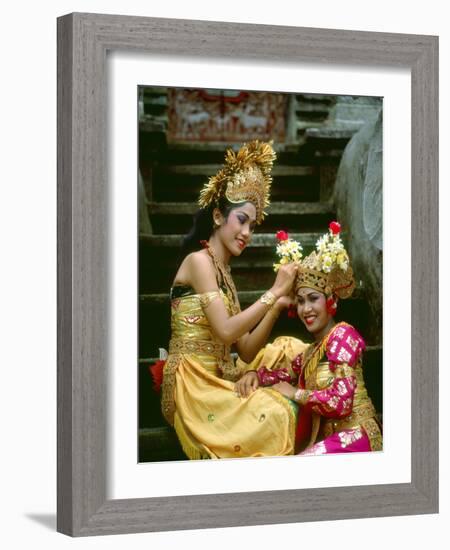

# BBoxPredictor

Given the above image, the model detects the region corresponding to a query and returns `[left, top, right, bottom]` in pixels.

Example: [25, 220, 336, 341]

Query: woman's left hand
[272, 381, 296, 400]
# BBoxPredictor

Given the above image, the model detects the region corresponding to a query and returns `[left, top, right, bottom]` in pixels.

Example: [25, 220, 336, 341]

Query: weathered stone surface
[330, 96, 382, 129]
[157, 164, 315, 177]
[147, 201, 333, 216]
[141, 287, 365, 306]
[139, 118, 167, 133]
[139, 232, 321, 248]
[305, 127, 357, 140]
[334, 110, 383, 340]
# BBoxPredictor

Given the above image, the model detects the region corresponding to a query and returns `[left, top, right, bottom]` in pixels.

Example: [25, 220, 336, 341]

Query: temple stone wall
[334, 109, 383, 342]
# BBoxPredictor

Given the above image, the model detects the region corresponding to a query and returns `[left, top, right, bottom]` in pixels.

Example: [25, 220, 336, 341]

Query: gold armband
[260, 290, 277, 308]
[199, 291, 220, 310]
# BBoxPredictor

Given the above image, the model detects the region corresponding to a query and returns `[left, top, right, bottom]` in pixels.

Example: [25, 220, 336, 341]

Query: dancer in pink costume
[249, 221, 382, 455]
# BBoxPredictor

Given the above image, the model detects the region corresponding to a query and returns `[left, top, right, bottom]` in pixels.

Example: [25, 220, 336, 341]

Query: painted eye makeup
[297, 293, 319, 303]
[237, 213, 256, 231]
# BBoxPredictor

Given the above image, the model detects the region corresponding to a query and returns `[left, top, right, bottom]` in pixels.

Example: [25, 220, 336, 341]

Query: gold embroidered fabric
[236, 335, 308, 376]
[322, 401, 378, 438]
[199, 291, 220, 310]
[163, 288, 297, 459]
[303, 352, 382, 452]
[294, 225, 355, 299]
[361, 418, 383, 451]
[296, 389, 312, 406]
[161, 354, 183, 425]
[302, 322, 348, 382]
[169, 338, 227, 358]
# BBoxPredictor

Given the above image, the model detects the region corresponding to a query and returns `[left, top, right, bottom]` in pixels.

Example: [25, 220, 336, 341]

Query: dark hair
[178, 197, 250, 262]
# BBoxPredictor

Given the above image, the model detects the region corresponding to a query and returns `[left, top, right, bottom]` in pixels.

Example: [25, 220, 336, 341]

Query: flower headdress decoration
[198, 140, 276, 225]
[273, 230, 303, 272]
[315, 221, 349, 273]
[295, 221, 355, 299]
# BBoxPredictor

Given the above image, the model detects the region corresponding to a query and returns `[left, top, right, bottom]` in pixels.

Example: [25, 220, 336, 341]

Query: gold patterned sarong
[161, 286, 304, 459]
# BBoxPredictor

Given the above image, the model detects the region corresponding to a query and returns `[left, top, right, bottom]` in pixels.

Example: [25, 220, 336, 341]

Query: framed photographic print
[57, 12, 438, 536]
[137, 85, 384, 464]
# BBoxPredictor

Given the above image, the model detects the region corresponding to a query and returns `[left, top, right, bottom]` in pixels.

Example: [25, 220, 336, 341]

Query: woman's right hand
[235, 371, 259, 398]
[271, 263, 298, 298]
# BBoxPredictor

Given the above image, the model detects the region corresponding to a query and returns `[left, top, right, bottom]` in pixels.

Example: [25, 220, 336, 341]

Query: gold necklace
[302, 321, 348, 381]
[202, 241, 240, 315]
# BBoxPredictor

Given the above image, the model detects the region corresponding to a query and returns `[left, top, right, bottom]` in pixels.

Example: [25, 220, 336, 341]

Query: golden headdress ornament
[291, 221, 355, 298]
[198, 140, 276, 224]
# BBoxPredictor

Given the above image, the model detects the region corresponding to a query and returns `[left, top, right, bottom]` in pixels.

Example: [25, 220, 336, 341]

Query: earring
[287, 304, 297, 319]
[326, 296, 337, 316]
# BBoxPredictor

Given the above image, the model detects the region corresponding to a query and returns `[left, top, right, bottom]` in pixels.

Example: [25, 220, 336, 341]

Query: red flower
[276, 230, 289, 242]
[287, 304, 297, 318]
[329, 221, 341, 235]
[149, 359, 166, 393]
[326, 296, 338, 316]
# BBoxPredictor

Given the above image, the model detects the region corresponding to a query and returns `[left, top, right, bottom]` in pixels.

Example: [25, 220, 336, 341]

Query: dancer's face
[296, 287, 333, 340]
[215, 202, 257, 257]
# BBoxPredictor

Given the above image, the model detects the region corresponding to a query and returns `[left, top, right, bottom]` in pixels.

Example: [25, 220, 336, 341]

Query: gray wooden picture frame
[57, 12, 438, 537]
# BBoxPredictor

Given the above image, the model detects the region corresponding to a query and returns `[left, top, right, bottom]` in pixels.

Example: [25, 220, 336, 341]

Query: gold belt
[168, 337, 240, 382]
[169, 337, 228, 359]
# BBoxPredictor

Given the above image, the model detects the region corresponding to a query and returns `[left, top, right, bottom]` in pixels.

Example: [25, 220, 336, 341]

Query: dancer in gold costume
[160, 141, 306, 459]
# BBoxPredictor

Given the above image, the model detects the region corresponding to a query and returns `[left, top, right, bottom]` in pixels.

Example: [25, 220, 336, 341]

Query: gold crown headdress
[198, 140, 276, 224]
[295, 221, 355, 298]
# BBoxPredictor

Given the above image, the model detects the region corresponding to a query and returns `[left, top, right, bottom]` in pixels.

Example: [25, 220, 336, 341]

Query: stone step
[305, 126, 357, 140]
[140, 286, 365, 306]
[139, 232, 321, 248]
[139, 427, 186, 462]
[295, 101, 330, 114]
[157, 164, 315, 177]
[147, 201, 333, 216]
[150, 167, 321, 203]
[146, 202, 335, 235]
[156, 141, 301, 154]
[295, 93, 336, 104]
[143, 95, 168, 107]
[296, 121, 327, 130]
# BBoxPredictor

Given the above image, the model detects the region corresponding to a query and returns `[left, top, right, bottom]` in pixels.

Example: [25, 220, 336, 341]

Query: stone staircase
[138, 92, 382, 462]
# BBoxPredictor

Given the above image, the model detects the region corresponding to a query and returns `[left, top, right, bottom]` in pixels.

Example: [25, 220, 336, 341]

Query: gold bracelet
[294, 388, 308, 405]
[260, 290, 277, 308]
[294, 388, 302, 402]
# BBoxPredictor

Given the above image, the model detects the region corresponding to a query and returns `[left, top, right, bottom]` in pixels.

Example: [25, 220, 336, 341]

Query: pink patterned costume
[257, 322, 382, 455]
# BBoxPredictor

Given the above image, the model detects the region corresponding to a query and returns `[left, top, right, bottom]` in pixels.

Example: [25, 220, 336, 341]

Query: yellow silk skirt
[172, 336, 306, 460]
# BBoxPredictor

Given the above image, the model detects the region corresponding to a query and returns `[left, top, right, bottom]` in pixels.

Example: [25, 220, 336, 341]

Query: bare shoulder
[174, 250, 217, 293]
[184, 250, 215, 274]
